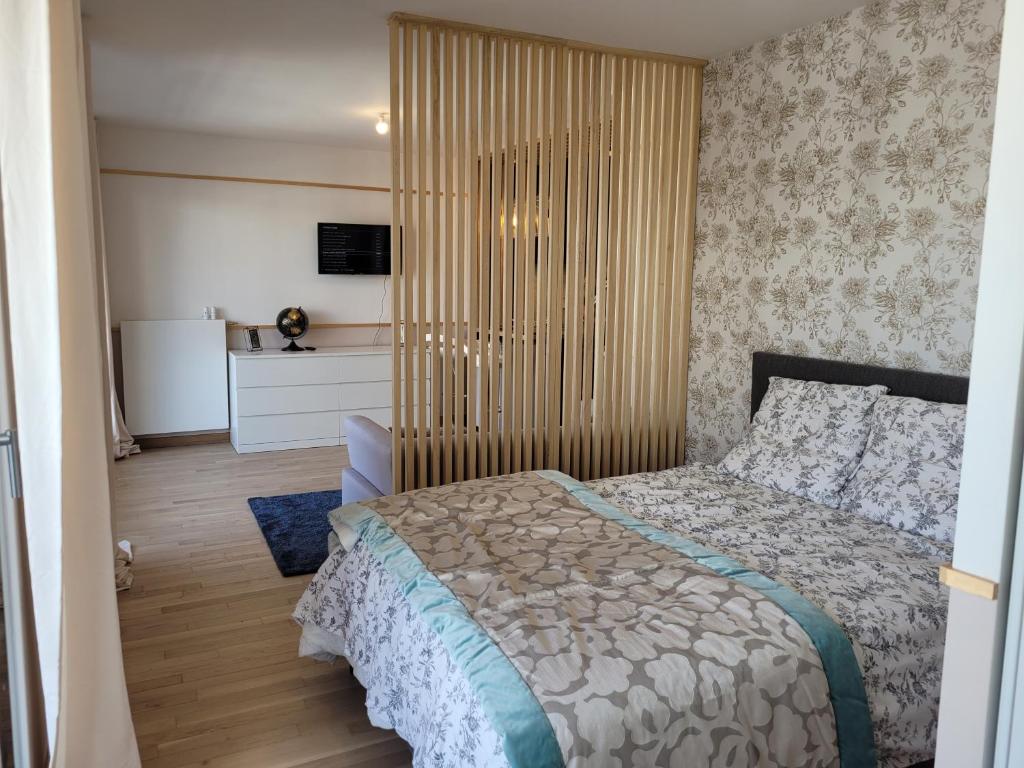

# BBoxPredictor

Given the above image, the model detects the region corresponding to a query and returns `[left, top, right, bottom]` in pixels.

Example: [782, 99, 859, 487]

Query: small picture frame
[244, 326, 263, 352]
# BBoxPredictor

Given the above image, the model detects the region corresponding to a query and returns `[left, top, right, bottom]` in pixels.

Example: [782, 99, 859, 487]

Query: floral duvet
[294, 466, 950, 768]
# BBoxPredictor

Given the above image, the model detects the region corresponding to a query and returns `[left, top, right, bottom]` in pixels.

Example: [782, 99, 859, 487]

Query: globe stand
[280, 340, 317, 352]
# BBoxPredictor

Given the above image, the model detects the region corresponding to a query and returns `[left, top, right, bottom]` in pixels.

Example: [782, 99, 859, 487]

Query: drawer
[236, 384, 339, 416]
[339, 380, 392, 410]
[235, 356, 340, 387]
[339, 354, 392, 383]
[340, 407, 393, 439]
[236, 412, 340, 445]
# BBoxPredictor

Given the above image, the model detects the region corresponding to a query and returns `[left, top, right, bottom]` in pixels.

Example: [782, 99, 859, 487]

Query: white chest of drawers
[228, 346, 394, 453]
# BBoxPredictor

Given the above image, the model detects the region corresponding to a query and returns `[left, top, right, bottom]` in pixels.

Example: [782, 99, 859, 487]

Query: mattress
[294, 465, 950, 767]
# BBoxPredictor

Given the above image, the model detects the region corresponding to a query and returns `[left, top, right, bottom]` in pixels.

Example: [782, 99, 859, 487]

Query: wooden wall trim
[99, 167, 390, 193]
[112, 322, 391, 331]
[388, 13, 708, 67]
[225, 322, 390, 330]
[939, 563, 999, 600]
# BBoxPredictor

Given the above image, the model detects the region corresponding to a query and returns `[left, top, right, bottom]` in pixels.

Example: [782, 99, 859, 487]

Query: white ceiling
[83, 0, 867, 150]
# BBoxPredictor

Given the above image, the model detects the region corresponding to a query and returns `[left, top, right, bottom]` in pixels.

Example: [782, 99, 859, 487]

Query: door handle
[0, 429, 22, 499]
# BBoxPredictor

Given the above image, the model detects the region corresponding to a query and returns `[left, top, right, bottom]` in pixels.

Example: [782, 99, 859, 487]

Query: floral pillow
[839, 395, 965, 544]
[717, 377, 888, 507]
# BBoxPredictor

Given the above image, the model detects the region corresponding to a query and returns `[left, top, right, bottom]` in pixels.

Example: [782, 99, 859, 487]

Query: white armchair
[341, 416, 393, 504]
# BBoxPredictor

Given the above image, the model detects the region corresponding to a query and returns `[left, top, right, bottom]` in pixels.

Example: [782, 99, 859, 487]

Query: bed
[294, 352, 968, 768]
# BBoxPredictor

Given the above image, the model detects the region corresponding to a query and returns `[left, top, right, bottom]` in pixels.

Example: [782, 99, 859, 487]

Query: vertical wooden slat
[638, 60, 658, 473]
[630, 63, 663, 475]
[629, 57, 647, 475]
[663, 64, 685, 468]
[429, 28, 443, 486]
[466, 32, 481, 480]
[546, 45, 567, 471]
[481, 37, 494, 476]
[602, 54, 624, 478]
[521, 41, 539, 472]
[620, 58, 642, 475]
[487, 38, 503, 477]
[500, 39, 516, 475]
[677, 67, 703, 462]
[416, 25, 429, 488]
[559, 49, 575, 475]
[389, 19, 403, 492]
[533, 44, 552, 468]
[561, 50, 581, 475]
[442, 29, 455, 485]
[572, 51, 592, 478]
[632, 60, 652, 473]
[635, 59, 652, 472]
[401, 24, 416, 492]
[579, 51, 601, 481]
[653, 62, 673, 470]
[606, 55, 628, 477]
[454, 32, 467, 482]
[657, 64, 684, 469]
[575, 49, 591, 479]
[511, 40, 528, 474]
[477, 34, 492, 479]
[589, 52, 612, 481]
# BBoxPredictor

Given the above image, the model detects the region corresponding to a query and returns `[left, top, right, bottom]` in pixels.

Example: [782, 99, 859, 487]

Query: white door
[996, 463, 1024, 765]
[935, 0, 1024, 765]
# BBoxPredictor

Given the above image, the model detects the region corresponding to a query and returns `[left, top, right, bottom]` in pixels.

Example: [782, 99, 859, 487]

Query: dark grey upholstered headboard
[750, 351, 970, 419]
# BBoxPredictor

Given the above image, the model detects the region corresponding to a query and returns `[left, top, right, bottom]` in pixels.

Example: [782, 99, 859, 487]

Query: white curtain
[0, 0, 141, 765]
[83, 51, 138, 462]
[111, 392, 139, 459]
[82, 16, 137, 592]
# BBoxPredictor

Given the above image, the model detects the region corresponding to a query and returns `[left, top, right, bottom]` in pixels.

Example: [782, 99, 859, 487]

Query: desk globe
[276, 307, 313, 352]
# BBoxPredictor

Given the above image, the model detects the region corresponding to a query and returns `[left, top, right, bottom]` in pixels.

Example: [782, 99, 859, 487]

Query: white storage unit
[228, 346, 402, 453]
[122, 319, 229, 435]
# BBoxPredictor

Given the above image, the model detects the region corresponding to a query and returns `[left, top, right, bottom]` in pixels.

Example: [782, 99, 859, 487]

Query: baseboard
[136, 431, 230, 449]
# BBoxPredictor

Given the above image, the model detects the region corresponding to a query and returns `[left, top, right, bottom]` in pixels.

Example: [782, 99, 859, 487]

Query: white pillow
[839, 395, 965, 543]
[717, 377, 888, 507]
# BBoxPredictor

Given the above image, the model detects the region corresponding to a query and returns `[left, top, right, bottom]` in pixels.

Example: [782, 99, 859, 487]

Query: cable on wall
[372, 276, 388, 347]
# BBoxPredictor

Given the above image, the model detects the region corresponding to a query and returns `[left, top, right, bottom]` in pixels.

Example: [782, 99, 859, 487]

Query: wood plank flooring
[115, 443, 412, 768]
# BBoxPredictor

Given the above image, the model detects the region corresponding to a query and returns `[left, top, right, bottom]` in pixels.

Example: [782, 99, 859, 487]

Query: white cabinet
[228, 346, 400, 453]
[122, 319, 229, 435]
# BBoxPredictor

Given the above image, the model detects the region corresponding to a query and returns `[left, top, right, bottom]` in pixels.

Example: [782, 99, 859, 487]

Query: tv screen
[318, 222, 390, 275]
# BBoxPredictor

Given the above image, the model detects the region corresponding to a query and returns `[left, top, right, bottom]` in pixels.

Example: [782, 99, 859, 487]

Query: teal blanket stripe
[537, 470, 878, 768]
[333, 503, 563, 768]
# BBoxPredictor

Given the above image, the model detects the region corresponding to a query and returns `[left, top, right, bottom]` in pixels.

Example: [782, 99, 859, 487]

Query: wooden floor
[115, 442, 412, 768]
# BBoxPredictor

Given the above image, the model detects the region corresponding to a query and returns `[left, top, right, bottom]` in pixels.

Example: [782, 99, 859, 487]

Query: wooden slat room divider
[389, 13, 704, 491]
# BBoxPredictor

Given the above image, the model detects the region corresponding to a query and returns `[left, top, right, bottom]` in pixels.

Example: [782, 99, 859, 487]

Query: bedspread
[294, 468, 925, 768]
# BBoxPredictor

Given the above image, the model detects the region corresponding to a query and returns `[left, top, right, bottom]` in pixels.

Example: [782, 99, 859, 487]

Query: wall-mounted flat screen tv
[318, 222, 390, 275]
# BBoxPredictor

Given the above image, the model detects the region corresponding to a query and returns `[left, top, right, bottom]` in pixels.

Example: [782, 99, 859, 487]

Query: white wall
[97, 124, 392, 340]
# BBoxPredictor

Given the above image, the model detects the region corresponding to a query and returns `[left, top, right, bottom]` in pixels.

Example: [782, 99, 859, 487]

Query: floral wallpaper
[685, 0, 1005, 464]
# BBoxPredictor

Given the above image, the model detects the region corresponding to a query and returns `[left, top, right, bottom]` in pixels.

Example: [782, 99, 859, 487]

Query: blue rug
[247, 489, 345, 577]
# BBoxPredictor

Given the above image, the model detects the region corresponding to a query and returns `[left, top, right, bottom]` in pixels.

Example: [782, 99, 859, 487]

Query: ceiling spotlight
[375, 113, 389, 135]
